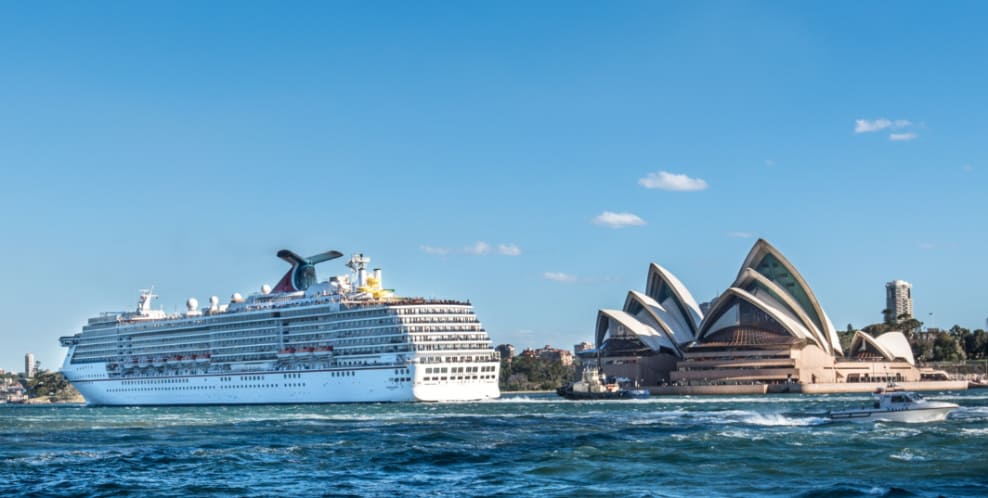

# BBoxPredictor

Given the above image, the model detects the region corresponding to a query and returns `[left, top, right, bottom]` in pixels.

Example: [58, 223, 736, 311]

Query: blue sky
[1, 2, 986, 372]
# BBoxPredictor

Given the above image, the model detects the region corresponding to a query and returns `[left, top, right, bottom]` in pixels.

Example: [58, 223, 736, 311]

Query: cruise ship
[59, 249, 501, 405]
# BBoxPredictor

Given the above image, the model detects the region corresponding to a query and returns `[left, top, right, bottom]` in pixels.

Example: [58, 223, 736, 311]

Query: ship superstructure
[59, 250, 501, 405]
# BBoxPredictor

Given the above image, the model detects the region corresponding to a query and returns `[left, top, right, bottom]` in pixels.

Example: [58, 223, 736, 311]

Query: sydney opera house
[594, 239, 935, 393]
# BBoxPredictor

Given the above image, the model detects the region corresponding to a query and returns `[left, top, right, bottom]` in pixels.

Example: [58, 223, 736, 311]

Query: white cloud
[419, 245, 450, 256]
[855, 118, 913, 133]
[855, 118, 891, 133]
[889, 132, 917, 141]
[463, 241, 492, 255]
[726, 231, 755, 239]
[592, 211, 646, 229]
[962, 164, 974, 172]
[764, 159, 776, 167]
[422, 241, 521, 257]
[543, 272, 578, 283]
[638, 171, 709, 191]
[918, 242, 936, 250]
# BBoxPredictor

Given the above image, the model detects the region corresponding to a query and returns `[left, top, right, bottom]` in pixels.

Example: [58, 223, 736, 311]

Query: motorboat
[556, 366, 650, 400]
[827, 385, 958, 423]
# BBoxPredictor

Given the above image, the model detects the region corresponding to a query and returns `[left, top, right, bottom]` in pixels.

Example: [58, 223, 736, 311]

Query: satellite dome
[261, 284, 272, 294]
[186, 298, 199, 310]
[209, 296, 220, 307]
[231, 292, 244, 303]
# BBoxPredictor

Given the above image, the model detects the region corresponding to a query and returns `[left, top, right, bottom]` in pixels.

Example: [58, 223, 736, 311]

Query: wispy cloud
[918, 242, 936, 250]
[463, 241, 491, 255]
[764, 159, 776, 167]
[543, 272, 578, 283]
[726, 231, 755, 239]
[421, 241, 522, 257]
[855, 118, 912, 133]
[592, 211, 646, 229]
[419, 245, 450, 256]
[962, 164, 974, 172]
[638, 171, 709, 191]
[889, 132, 917, 142]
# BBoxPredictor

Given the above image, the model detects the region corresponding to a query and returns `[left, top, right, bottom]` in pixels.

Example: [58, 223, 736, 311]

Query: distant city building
[574, 341, 593, 354]
[519, 348, 538, 359]
[24, 352, 35, 379]
[1, 374, 26, 403]
[699, 298, 717, 316]
[885, 280, 913, 319]
[495, 344, 516, 361]
[535, 345, 573, 366]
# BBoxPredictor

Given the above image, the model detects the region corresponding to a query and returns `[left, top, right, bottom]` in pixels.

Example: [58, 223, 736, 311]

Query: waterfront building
[574, 341, 593, 354]
[24, 353, 35, 379]
[593, 239, 926, 390]
[495, 344, 516, 362]
[594, 263, 703, 385]
[535, 345, 573, 366]
[886, 280, 913, 320]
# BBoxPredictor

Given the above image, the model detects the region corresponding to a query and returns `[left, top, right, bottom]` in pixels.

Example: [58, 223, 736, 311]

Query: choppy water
[2, 391, 988, 497]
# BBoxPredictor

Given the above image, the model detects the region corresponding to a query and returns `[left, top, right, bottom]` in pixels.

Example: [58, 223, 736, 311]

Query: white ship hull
[68, 364, 499, 406]
[59, 249, 503, 406]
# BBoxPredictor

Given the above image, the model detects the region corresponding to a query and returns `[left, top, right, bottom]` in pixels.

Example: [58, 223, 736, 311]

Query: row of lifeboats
[277, 346, 334, 359]
[109, 354, 213, 371]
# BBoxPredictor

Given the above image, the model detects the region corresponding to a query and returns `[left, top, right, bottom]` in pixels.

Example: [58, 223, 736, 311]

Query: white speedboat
[828, 386, 958, 423]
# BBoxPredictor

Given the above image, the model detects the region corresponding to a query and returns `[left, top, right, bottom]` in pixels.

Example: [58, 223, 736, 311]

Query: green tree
[499, 355, 575, 391]
[23, 370, 79, 401]
[966, 330, 988, 359]
[931, 331, 966, 362]
[898, 317, 924, 339]
[882, 308, 895, 325]
[837, 327, 856, 355]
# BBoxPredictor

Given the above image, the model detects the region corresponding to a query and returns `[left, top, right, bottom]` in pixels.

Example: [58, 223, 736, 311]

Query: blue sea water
[2, 391, 988, 497]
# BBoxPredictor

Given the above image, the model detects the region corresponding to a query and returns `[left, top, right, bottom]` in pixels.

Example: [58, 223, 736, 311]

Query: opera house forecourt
[594, 239, 967, 395]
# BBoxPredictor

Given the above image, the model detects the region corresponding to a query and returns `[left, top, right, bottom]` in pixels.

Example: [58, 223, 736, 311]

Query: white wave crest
[890, 449, 926, 462]
[743, 412, 827, 427]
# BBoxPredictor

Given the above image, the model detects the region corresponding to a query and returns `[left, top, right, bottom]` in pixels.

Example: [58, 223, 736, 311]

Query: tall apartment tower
[24, 352, 36, 378]
[885, 280, 913, 320]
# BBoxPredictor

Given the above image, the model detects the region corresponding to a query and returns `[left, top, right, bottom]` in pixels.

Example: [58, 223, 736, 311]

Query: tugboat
[827, 384, 958, 423]
[556, 366, 650, 400]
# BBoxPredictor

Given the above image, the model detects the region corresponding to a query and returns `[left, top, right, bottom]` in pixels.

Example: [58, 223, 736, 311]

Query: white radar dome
[261, 284, 272, 294]
[209, 296, 220, 307]
[186, 298, 199, 310]
[231, 292, 244, 303]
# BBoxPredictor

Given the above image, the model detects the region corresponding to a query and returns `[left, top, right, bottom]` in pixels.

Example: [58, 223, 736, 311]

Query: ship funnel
[273, 249, 344, 292]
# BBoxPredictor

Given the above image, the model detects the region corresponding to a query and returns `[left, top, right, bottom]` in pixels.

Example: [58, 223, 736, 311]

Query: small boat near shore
[556, 366, 650, 400]
[827, 384, 958, 423]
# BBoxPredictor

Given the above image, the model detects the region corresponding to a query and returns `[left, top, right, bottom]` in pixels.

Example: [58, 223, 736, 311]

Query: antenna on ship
[347, 253, 371, 288]
[138, 286, 158, 314]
